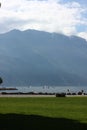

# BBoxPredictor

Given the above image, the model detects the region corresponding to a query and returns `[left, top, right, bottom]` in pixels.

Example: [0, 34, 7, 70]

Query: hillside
[0, 29, 87, 86]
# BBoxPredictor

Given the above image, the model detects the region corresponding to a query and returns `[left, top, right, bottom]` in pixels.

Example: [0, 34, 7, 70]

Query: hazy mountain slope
[0, 29, 87, 86]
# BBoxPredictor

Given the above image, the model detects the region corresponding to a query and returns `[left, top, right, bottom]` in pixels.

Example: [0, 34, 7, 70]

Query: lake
[0, 86, 87, 94]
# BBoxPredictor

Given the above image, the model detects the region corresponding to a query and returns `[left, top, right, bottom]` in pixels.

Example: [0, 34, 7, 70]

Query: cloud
[0, 0, 87, 39]
[78, 32, 87, 41]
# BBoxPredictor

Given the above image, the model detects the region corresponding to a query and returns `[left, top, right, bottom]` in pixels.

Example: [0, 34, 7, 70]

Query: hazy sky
[0, 0, 87, 40]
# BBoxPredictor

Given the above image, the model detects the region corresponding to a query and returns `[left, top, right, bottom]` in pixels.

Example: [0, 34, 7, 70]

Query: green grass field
[0, 97, 87, 130]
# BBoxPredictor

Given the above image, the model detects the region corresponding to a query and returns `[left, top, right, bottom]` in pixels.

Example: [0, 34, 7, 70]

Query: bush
[0, 77, 3, 84]
[56, 93, 66, 97]
[78, 92, 82, 95]
[72, 93, 76, 95]
[67, 93, 72, 95]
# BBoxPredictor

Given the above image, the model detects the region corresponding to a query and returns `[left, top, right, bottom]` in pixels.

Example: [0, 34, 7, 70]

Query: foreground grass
[0, 97, 87, 129]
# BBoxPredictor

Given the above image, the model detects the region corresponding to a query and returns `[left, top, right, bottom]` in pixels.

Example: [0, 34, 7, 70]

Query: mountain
[0, 29, 87, 86]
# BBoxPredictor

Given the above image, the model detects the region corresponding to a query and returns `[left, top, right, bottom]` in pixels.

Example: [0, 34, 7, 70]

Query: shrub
[56, 93, 66, 97]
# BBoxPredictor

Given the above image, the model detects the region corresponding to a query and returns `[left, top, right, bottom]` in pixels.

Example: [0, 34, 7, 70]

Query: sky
[0, 0, 87, 40]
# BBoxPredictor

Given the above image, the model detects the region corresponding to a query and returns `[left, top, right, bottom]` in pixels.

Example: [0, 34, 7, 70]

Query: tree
[0, 77, 3, 85]
[0, 3, 1, 8]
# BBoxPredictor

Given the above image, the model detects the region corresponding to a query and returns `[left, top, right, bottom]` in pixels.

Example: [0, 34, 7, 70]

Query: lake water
[0, 86, 87, 94]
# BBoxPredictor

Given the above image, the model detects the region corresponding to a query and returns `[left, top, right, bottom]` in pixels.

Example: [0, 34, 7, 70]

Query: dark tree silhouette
[0, 3, 1, 8]
[0, 77, 3, 84]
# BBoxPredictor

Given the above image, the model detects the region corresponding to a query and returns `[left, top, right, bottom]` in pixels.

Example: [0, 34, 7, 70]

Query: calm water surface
[0, 86, 87, 93]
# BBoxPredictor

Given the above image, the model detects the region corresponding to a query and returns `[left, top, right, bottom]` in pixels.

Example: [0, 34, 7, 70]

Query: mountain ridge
[0, 29, 87, 86]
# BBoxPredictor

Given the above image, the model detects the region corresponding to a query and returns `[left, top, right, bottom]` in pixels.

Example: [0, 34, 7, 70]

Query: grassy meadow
[0, 97, 87, 130]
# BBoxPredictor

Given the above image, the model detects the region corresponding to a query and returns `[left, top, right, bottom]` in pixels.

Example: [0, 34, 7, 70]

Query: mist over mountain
[0, 29, 87, 86]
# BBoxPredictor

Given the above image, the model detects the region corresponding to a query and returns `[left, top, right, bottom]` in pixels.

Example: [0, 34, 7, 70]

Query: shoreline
[0, 87, 87, 97]
[0, 94, 55, 97]
[0, 94, 87, 97]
